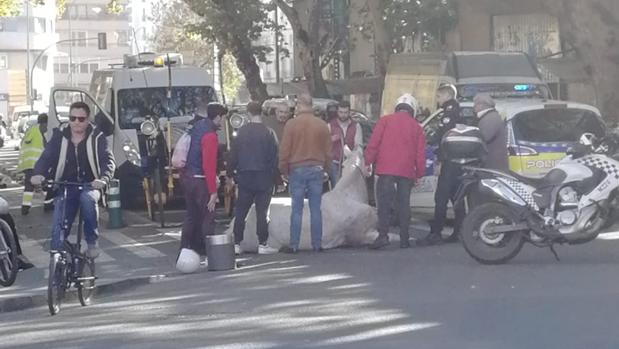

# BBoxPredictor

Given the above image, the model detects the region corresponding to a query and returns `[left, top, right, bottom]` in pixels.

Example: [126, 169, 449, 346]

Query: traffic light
[98, 33, 107, 50]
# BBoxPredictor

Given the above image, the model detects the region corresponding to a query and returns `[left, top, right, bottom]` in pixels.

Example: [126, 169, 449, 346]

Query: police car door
[410, 109, 443, 212]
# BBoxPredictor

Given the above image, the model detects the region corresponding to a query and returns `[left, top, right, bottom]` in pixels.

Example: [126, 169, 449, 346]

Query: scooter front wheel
[460, 202, 526, 265]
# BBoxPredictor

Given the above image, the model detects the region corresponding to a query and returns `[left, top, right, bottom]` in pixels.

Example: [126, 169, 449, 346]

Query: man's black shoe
[17, 255, 34, 271]
[280, 246, 298, 254]
[369, 235, 390, 250]
[443, 233, 459, 243]
[43, 203, 54, 212]
[416, 233, 444, 247]
[312, 247, 323, 253]
[21, 206, 30, 216]
[400, 240, 411, 249]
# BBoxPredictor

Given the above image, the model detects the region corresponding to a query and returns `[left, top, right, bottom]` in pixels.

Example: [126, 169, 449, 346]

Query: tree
[492, 0, 619, 122]
[183, 0, 273, 102]
[540, 0, 619, 123]
[0, 0, 46, 17]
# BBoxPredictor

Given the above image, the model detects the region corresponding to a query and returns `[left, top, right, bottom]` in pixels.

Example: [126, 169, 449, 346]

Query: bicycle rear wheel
[77, 259, 95, 306]
[0, 220, 18, 287]
[47, 253, 65, 315]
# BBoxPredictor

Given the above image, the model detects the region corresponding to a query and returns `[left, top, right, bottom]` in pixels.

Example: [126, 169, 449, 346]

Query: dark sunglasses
[69, 116, 87, 123]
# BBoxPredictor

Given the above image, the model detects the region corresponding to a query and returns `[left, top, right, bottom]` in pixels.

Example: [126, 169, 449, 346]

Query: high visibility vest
[17, 126, 45, 172]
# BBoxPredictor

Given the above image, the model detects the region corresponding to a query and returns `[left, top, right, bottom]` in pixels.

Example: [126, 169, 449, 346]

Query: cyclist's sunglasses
[69, 116, 87, 123]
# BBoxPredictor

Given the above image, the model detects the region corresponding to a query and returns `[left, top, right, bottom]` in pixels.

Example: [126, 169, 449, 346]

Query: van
[46, 53, 217, 207]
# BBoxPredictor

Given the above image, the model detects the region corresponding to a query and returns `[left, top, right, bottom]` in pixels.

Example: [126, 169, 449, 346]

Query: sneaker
[200, 256, 208, 267]
[400, 240, 411, 249]
[234, 244, 242, 255]
[85, 244, 100, 259]
[312, 246, 324, 253]
[279, 246, 298, 254]
[21, 206, 30, 216]
[258, 244, 278, 255]
[17, 255, 34, 271]
[369, 235, 390, 250]
[442, 233, 459, 243]
[416, 233, 443, 247]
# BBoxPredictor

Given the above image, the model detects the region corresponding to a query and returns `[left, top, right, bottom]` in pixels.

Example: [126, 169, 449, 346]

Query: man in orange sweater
[278, 93, 332, 253]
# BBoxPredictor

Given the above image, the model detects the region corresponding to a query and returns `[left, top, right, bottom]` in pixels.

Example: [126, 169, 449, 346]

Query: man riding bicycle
[31, 102, 115, 259]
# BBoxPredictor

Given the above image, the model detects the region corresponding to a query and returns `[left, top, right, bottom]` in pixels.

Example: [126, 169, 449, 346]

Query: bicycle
[45, 181, 97, 316]
[0, 207, 18, 287]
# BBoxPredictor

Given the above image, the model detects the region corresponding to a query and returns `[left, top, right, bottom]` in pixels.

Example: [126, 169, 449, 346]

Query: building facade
[0, 1, 57, 118]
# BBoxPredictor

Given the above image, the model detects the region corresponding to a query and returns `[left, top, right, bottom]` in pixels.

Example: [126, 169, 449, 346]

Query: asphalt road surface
[3, 235, 619, 349]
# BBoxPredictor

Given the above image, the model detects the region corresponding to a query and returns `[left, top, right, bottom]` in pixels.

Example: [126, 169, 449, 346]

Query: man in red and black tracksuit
[365, 94, 426, 249]
[180, 102, 228, 256]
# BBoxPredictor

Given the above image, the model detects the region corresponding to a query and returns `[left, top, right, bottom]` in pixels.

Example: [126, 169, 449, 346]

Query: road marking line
[156, 228, 182, 241]
[102, 231, 167, 258]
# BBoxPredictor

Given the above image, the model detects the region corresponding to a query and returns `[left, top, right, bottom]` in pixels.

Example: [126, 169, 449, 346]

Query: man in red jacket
[364, 94, 426, 249]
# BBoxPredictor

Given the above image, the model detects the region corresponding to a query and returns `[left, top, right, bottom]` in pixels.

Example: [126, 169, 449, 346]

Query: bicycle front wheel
[47, 253, 65, 315]
[0, 220, 18, 287]
[77, 259, 95, 306]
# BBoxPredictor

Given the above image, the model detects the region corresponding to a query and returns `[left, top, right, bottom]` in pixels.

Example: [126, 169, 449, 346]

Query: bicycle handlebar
[43, 180, 92, 189]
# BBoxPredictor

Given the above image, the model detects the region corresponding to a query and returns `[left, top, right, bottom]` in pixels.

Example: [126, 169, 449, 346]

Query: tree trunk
[275, 0, 330, 97]
[231, 38, 270, 103]
[541, 0, 619, 123]
[368, 0, 390, 77]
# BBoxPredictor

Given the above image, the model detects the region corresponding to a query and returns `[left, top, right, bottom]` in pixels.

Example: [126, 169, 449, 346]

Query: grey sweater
[478, 109, 509, 171]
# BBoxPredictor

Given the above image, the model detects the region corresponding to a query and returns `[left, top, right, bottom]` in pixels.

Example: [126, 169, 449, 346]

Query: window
[0, 54, 7, 69]
[77, 4, 87, 19]
[80, 63, 88, 74]
[89, 63, 99, 73]
[72, 31, 87, 47]
[116, 30, 129, 46]
[60, 64, 69, 74]
[33, 17, 46, 33]
[512, 109, 605, 144]
[117, 86, 217, 129]
[54, 63, 60, 73]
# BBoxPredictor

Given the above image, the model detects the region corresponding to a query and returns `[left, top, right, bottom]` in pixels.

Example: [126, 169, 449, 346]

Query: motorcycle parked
[456, 132, 619, 264]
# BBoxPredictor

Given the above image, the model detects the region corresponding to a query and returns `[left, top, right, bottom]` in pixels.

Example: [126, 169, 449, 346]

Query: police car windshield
[512, 109, 604, 144]
[118, 86, 216, 129]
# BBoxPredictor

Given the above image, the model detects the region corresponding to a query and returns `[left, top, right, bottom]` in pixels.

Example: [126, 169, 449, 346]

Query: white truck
[46, 53, 217, 208]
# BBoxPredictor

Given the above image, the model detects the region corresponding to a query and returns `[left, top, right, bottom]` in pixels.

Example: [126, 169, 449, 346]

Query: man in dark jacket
[228, 101, 279, 255]
[31, 101, 115, 259]
[419, 84, 464, 246]
[474, 94, 509, 171]
[364, 94, 426, 249]
[180, 102, 227, 257]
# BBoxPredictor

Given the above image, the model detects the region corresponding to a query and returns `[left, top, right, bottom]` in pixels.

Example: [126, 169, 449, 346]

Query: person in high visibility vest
[17, 113, 52, 215]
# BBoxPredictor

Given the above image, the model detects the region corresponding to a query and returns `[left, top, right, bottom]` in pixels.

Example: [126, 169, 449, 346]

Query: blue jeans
[289, 166, 324, 249]
[50, 187, 100, 250]
[329, 160, 341, 188]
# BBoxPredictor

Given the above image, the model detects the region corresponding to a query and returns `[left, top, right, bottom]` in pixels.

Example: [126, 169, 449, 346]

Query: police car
[412, 98, 606, 212]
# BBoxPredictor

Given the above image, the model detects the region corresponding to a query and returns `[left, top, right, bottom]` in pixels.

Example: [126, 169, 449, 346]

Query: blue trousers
[50, 187, 100, 250]
[289, 166, 324, 249]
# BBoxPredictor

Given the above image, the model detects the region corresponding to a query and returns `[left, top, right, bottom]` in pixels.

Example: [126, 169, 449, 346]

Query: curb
[0, 274, 168, 313]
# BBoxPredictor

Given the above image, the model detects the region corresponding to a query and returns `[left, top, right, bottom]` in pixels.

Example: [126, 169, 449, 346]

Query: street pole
[26, 1, 32, 112]
[68, 4, 73, 87]
[274, 6, 280, 85]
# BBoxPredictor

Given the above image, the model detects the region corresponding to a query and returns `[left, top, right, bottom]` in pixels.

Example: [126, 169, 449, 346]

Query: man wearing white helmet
[364, 93, 426, 249]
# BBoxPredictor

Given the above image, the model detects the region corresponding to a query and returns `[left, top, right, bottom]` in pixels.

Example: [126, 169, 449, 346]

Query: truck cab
[47, 53, 217, 207]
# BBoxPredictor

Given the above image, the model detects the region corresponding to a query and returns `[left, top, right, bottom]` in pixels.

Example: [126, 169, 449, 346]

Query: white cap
[395, 93, 418, 115]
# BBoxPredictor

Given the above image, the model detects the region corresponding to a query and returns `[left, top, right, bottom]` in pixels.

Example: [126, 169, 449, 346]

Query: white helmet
[395, 93, 418, 115]
[176, 248, 200, 274]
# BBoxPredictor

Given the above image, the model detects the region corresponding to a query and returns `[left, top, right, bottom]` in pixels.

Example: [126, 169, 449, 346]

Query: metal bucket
[205, 234, 235, 271]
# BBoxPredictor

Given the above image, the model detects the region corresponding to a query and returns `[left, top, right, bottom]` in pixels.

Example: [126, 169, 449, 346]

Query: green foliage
[0, 0, 44, 17]
[222, 53, 244, 104]
[384, 0, 457, 52]
[150, 0, 214, 70]
[183, 0, 276, 63]
[106, 0, 123, 14]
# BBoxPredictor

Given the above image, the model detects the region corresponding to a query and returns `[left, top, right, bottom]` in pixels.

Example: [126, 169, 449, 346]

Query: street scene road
[2, 143, 619, 348]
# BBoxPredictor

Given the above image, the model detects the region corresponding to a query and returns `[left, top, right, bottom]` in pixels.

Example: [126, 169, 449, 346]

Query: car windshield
[117, 86, 217, 129]
[512, 108, 605, 144]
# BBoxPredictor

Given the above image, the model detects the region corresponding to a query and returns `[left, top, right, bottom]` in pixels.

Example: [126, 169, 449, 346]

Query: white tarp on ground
[225, 151, 379, 252]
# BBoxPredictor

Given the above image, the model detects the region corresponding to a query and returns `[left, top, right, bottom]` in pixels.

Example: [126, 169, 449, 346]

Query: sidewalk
[0, 187, 201, 312]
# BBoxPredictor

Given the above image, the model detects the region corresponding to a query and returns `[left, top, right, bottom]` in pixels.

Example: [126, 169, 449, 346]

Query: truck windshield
[117, 86, 216, 129]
